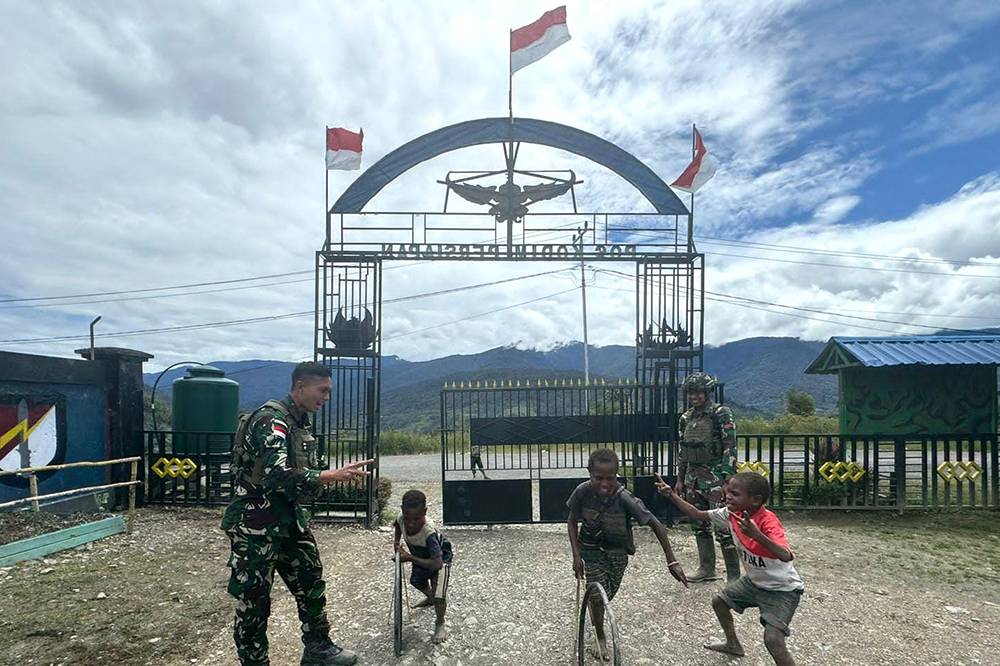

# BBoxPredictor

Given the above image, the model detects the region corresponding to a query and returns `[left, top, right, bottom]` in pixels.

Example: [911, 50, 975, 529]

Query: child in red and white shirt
[657, 471, 803, 666]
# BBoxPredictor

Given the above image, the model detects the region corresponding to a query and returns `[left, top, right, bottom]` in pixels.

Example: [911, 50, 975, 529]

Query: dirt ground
[1, 483, 998, 666]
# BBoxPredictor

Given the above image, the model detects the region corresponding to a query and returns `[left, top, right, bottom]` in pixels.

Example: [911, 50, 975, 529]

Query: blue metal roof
[805, 335, 1000, 373]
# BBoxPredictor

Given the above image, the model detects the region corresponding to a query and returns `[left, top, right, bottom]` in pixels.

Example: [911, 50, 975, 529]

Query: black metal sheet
[538, 477, 590, 522]
[470, 414, 652, 445]
[631, 474, 684, 526]
[443, 478, 532, 525]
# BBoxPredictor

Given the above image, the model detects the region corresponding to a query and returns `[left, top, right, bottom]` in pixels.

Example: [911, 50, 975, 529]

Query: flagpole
[324, 126, 330, 249]
[688, 123, 695, 253]
[506, 28, 515, 252]
[508, 29, 513, 121]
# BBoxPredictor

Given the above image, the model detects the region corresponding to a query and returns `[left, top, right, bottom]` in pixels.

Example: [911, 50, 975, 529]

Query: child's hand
[667, 561, 689, 588]
[654, 474, 676, 499]
[572, 555, 585, 580]
[733, 510, 764, 540]
[394, 542, 413, 563]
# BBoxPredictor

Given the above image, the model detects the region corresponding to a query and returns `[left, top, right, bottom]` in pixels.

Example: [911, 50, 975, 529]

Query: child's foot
[432, 623, 448, 644]
[703, 639, 745, 657]
[591, 634, 611, 662]
[411, 597, 434, 609]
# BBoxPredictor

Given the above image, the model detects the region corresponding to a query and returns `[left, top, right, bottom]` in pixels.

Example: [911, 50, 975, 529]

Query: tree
[781, 389, 816, 416]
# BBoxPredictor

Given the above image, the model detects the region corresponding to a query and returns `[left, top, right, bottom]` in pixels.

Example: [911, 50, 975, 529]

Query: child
[469, 444, 489, 479]
[568, 449, 688, 659]
[393, 489, 453, 644]
[656, 471, 803, 666]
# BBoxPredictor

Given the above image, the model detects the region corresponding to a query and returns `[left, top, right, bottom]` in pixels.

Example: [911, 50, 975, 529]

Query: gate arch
[330, 116, 689, 215]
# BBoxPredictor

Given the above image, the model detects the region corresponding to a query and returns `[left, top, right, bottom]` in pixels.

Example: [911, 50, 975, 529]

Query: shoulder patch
[271, 420, 288, 438]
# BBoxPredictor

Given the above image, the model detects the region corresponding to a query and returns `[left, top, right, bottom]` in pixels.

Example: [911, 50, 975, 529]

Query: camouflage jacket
[677, 401, 737, 478]
[221, 395, 322, 536]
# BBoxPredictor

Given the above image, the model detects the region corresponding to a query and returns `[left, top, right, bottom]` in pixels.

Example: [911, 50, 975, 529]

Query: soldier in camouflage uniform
[222, 361, 374, 666]
[675, 372, 741, 583]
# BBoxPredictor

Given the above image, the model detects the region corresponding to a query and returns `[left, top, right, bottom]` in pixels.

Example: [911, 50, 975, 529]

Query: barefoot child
[568, 449, 688, 659]
[393, 490, 453, 644]
[656, 471, 803, 666]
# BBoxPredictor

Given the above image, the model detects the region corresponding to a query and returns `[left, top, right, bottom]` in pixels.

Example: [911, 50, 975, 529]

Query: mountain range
[144, 336, 838, 430]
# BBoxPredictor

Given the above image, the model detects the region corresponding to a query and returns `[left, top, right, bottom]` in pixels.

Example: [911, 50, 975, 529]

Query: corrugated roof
[805, 335, 1000, 374]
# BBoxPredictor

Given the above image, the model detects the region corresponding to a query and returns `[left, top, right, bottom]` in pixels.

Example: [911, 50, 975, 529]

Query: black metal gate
[440, 382, 682, 525]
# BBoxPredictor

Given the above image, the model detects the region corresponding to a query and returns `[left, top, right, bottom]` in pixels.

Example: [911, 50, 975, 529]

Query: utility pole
[573, 223, 590, 386]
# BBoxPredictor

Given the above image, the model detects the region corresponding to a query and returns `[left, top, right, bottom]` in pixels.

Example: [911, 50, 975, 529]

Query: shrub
[379, 429, 440, 455]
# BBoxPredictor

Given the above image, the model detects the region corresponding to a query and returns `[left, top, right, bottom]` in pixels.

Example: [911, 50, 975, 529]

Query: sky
[2, 0, 999, 372]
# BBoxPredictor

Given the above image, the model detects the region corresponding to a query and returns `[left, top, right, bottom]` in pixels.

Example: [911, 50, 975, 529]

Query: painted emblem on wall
[0, 395, 67, 487]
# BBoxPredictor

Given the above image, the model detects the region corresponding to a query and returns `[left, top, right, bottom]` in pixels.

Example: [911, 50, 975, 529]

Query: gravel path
[2, 483, 998, 665]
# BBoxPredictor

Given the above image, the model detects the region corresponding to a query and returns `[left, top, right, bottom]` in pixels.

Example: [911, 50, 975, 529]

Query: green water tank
[171, 365, 240, 454]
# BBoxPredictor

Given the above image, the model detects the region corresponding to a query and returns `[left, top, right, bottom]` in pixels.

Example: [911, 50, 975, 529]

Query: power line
[695, 234, 1000, 269]
[0, 277, 315, 310]
[228, 287, 580, 377]
[592, 268, 984, 334]
[0, 268, 573, 345]
[2, 223, 585, 307]
[383, 287, 578, 341]
[622, 230, 1000, 279]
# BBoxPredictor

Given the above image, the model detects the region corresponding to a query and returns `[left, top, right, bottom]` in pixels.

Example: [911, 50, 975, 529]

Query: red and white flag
[671, 127, 717, 193]
[510, 6, 571, 74]
[326, 127, 363, 170]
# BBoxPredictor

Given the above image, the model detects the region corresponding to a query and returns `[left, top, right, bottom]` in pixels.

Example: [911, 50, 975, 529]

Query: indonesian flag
[326, 127, 363, 171]
[510, 6, 571, 74]
[671, 127, 717, 193]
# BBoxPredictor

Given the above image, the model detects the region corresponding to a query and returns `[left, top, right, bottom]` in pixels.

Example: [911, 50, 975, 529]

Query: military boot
[300, 634, 358, 666]
[721, 545, 741, 582]
[686, 532, 719, 582]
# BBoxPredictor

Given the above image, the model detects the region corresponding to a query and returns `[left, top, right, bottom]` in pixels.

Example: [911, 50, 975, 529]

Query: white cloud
[1, 1, 999, 371]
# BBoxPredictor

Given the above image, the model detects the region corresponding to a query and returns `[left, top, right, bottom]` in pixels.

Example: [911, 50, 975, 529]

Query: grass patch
[379, 429, 440, 455]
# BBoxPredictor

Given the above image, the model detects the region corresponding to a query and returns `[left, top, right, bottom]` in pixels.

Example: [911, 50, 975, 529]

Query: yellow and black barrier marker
[151, 457, 198, 479]
[736, 461, 771, 478]
[936, 460, 982, 483]
[818, 461, 865, 483]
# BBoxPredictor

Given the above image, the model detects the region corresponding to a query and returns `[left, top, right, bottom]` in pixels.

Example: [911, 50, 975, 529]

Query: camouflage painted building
[805, 336, 1000, 435]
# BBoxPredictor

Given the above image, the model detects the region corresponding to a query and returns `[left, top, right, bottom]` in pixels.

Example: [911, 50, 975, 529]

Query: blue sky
[1, 1, 999, 369]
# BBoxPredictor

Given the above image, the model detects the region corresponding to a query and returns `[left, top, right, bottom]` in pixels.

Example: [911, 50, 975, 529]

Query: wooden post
[29, 474, 39, 512]
[127, 459, 138, 534]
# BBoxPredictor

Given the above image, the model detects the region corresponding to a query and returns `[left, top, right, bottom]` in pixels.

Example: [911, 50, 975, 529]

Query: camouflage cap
[683, 372, 717, 393]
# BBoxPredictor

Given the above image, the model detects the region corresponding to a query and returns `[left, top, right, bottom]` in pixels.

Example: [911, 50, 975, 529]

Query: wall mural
[0, 394, 67, 487]
[841, 366, 998, 435]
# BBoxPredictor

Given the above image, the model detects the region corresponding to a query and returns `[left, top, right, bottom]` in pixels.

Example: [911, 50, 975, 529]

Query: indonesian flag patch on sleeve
[272, 421, 288, 439]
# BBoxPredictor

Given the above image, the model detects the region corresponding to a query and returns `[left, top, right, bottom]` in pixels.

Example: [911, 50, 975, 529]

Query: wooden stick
[127, 459, 138, 535]
[0, 456, 142, 477]
[28, 474, 39, 512]
[0, 480, 141, 510]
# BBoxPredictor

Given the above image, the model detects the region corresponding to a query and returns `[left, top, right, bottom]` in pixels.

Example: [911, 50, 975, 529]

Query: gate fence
[143, 430, 376, 524]
[440, 384, 999, 524]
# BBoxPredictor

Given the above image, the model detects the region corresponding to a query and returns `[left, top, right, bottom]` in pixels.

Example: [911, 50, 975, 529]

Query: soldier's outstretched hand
[319, 458, 375, 485]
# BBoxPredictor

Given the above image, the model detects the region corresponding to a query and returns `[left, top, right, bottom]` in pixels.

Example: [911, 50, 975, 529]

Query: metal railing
[142, 430, 377, 523]
[0, 457, 141, 533]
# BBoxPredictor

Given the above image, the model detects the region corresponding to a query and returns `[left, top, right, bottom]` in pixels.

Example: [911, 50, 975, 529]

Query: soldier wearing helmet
[674, 372, 741, 582]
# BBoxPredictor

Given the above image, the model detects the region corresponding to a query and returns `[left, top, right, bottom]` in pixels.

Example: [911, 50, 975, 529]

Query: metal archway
[330, 117, 689, 215]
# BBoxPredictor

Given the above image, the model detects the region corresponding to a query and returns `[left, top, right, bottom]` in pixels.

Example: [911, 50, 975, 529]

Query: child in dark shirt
[394, 489, 453, 644]
[567, 449, 688, 658]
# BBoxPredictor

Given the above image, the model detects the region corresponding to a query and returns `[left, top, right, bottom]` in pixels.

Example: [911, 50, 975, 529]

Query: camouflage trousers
[683, 463, 734, 547]
[226, 528, 330, 666]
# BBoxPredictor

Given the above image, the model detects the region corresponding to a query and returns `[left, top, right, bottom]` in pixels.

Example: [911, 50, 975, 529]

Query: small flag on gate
[510, 6, 571, 74]
[671, 127, 716, 193]
[326, 127, 364, 170]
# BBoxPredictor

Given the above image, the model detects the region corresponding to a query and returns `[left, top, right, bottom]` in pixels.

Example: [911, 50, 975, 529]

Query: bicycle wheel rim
[393, 554, 403, 656]
[576, 581, 620, 665]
